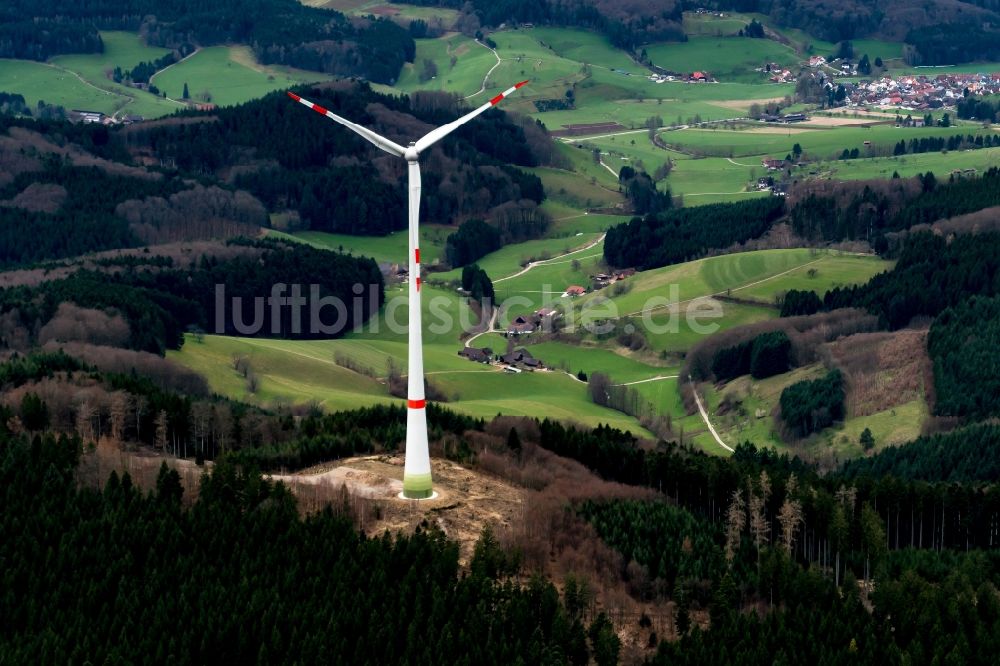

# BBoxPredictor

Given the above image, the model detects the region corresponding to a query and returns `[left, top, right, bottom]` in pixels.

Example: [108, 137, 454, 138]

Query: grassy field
[394, 33, 497, 94]
[577, 248, 834, 315]
[661, 123, 1000, 161]
[735, 252, 891, 304]
[2, 31, 332, 117]
[171, 331, 653, 434]
[269, 225, 452, 267]
[151, 46, 331, 107]
[528, 166, 625, 209]
[49, 31, 183, 119]
[432, 233, 602, 283]
[645, 36, 801, 83]
[808, 147, 1000, 181]
[0, 59, 133, 117]
[305, 0, 460, 24]
[704, 367, 928, 462]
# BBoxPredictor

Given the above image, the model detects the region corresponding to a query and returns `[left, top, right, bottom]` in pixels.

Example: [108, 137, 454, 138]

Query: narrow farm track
[622, 256, 825, 317]
[493, 233, 607, 283]
[690, 377, 733, 453]
[464, 40, 504, 100]
[614, 375, 678, 386]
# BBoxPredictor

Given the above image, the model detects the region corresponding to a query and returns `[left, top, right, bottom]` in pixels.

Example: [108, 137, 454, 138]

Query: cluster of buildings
[506, 308, 559, 336]
[590, 268, 636, 290]
[457, 345, 544, 373]
[647, 71, 712, 84]
[69, 110, 144, 125]
[846, 73, 1000, 110]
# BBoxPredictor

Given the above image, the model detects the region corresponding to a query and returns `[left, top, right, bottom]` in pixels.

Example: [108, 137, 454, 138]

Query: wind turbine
[289, 81, 529, 499]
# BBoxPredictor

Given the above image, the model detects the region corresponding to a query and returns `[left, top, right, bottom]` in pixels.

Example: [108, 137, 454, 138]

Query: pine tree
[182, 82, 190, 99]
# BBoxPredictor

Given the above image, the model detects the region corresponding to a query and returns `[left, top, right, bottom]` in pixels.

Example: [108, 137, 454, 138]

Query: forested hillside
[120, 84, 546, 235]
[709, 0, 1000, 62]
[0, 239, 383, 354]
[397, 0, 685, 50]
[0, 83, 547, 254]
[5, 345, 1000, 662]
[0, 432, 603, 664]
[603, 198, 785, 270]
[789, 168, 1000, 247]
[927, 295, 1000, 420]
[0, 0, 415, 83]
[840, 423, 1000, 482]
[823, 232, 1000, 329]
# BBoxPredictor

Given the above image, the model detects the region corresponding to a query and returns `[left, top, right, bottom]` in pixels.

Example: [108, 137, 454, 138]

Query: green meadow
[575, 248, 890, 317]
[151, 46, 331, 107]
[269, 225, 452, 267]
[810, 147, 1000, 181]
[0, 59, 130, 116]
[50, 31, 183, 118]
[645, 36, 800, 82]
[306, 0, 460, 24]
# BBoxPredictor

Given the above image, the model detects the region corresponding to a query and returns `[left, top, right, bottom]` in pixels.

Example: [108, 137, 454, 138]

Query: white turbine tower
[289, 81, 529, 499]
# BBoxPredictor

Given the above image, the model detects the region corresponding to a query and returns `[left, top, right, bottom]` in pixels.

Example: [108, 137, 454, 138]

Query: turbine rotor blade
[287, 91, 406, 157]
[413, 80, 529, 154]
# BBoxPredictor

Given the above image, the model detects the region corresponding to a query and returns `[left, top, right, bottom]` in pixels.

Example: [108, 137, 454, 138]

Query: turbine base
[402, 471, 433, 499]
[398, 490, 439, 501]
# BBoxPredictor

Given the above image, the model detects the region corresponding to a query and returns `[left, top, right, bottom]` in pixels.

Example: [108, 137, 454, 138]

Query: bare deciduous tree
[778, 474, 804, 555]
[724, 487, 746, 562]
[154, 410, 169, 452]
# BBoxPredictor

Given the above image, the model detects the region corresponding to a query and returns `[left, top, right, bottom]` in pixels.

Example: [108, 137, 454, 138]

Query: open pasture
[645, 36, 801, 83]
[810, 146, 1000, 181]
[151, 46, 331, 107]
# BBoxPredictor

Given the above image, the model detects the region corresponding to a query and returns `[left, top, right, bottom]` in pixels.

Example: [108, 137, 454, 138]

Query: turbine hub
[404, 146, 419, 161]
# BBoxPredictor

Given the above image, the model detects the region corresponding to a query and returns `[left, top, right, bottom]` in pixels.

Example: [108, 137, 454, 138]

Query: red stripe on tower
[407, 399, 426, 409]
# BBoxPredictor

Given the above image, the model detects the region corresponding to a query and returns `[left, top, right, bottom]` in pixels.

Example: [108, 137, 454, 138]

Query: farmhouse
[533, 307, 557, 320]
[506, 316, 536, 336]
[501, 348, 543, 369]
[762, 158, 786, 171]
[564, 285, 586, 297]
[458, 347, 493, 363]
[690, 71, 708, 82]
[808, 56, 826, 67]
[70, 110, 106, 124]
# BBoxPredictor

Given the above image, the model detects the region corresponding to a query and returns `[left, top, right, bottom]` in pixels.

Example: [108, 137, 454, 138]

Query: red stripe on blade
[416, 277, 421, 291]
[287, 92, 301, 101]
[415, 249, 420, 263]
[407, 399, 426, 409]
[514, 80, 529, 89]
[311, 103, 329, 115]
[489, 93, 504, 105]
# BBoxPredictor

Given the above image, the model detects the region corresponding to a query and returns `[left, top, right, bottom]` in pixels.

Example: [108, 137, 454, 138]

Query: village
[845, 72, 1000, 110]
